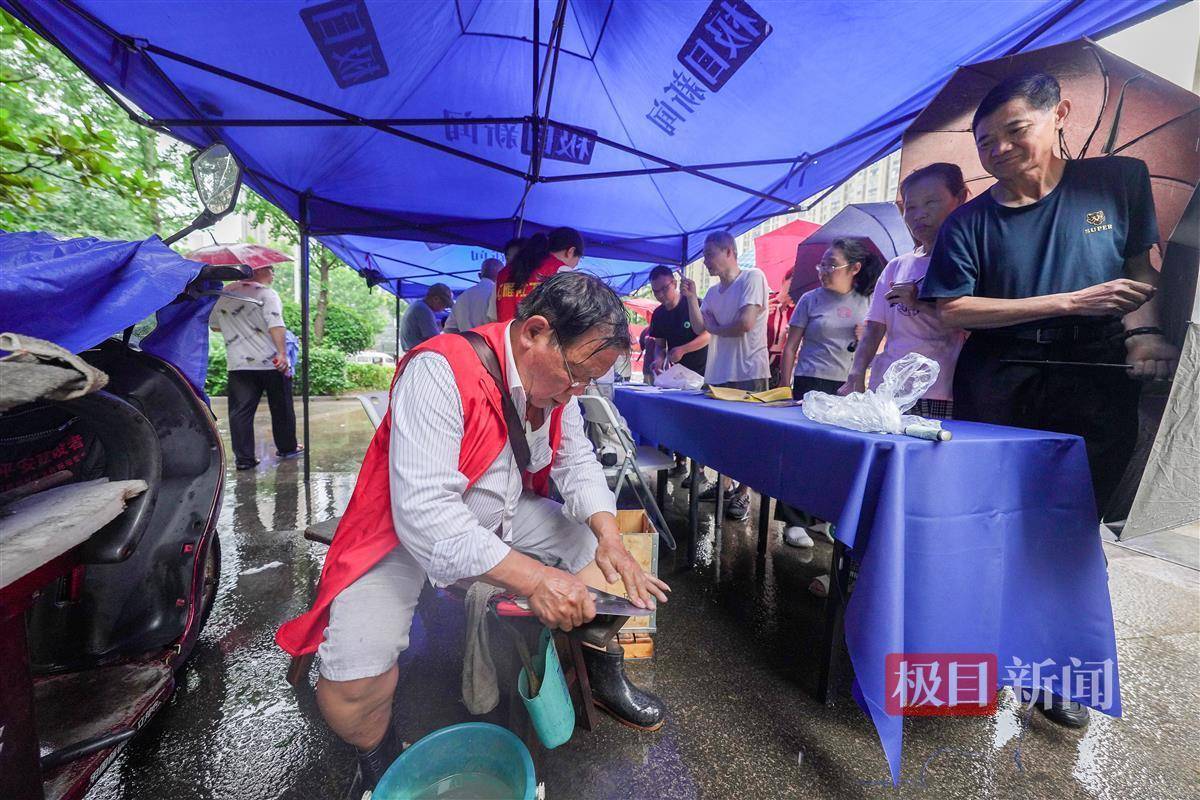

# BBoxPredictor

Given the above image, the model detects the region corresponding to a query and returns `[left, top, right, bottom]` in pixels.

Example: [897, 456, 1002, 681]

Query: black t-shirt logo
[1086, 210, 1106, 226]
[683, 321, 691, 329]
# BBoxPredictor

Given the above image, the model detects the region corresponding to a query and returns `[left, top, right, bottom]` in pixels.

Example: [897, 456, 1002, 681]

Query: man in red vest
[277, 272, 669, 790]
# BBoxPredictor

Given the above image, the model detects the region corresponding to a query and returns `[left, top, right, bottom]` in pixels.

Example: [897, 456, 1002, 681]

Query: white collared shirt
[387, 323, 615, 586]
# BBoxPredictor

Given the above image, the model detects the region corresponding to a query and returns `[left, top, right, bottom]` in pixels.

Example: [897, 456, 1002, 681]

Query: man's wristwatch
[1123, 326, 1165, 341]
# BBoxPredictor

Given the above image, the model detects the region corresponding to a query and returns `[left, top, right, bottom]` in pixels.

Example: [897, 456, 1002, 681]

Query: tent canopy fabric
[2, 0, 1169, 267]
[753, 219, 820, 292]
[322, 235, 660, 298]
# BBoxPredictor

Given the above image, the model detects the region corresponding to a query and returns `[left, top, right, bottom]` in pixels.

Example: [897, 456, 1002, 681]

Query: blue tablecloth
[614, 386, 1121, 783]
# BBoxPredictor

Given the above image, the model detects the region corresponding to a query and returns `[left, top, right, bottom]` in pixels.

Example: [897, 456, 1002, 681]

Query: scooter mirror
[191, 143, 242, 216]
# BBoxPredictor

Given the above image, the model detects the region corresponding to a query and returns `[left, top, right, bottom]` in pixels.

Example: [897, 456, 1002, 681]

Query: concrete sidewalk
[87, 400, 1199, 799]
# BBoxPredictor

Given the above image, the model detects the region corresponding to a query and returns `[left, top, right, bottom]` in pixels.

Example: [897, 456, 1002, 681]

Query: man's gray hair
[705, 230, 737, 256]
[426, 283, 453, 302]
[516, 271, 631, 353]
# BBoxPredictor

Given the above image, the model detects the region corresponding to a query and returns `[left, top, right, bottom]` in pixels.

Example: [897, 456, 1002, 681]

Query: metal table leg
[757, 493, 772, 556]
[687, 459, 700, 570]
[816, 539, 852, 706]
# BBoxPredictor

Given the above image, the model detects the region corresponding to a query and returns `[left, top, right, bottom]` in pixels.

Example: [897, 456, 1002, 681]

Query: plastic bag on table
[653, 362, 704, 390]
[802, 353, 944, 436]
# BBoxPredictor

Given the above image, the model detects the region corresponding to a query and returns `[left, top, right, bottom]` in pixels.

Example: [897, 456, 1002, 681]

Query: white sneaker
[784, 526, 815, 548]
[808, 574, 830, 598]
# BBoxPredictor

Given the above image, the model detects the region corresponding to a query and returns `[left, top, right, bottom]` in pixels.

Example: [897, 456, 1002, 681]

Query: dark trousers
[227, 369, 298, 466]
[953, 327, 1140, 520]
[778, 375, 844, 529]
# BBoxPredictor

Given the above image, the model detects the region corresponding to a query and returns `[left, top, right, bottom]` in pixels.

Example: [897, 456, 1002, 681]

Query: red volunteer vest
[494, 255, 566, 322]
[275, 323, 565, 656]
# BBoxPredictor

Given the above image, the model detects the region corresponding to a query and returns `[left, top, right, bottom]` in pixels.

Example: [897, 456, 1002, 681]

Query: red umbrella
[901, 38, 1200, 255]
[185, 243, 293, 268]
[753, 219, 821, 292]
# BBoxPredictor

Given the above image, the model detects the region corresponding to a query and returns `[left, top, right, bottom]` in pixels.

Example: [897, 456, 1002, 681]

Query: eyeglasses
[815, 262, 853, 275]
[555, 335, 595, 390]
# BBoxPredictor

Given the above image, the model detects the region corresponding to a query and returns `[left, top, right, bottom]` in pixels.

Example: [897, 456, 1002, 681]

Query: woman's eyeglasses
[815, 262, 853, 275]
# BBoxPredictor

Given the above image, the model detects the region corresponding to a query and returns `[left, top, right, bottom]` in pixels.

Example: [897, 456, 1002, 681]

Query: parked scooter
[0, 144, 250, 800]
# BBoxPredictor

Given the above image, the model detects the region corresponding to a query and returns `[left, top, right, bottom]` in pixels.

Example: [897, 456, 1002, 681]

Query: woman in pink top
[839, 162, 970, 418]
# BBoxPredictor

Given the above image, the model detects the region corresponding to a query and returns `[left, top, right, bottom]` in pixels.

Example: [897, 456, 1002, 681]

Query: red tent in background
[753, 219, 822, 292]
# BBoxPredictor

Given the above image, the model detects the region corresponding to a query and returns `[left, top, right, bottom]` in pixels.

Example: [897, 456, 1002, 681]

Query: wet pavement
[88, 398, 1200, 799]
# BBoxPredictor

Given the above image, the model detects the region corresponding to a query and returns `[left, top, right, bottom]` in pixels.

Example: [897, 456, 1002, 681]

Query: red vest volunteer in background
[493, 226, 585, 322]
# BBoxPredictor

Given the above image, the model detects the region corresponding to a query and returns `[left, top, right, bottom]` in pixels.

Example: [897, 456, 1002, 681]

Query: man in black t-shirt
[646, 265, 710, 376]
[922, 72, 1180, 729]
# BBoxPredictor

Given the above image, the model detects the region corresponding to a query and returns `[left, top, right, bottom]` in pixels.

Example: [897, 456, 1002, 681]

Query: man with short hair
[646, 264, 710, 377]
[680, 232, 770, 521]
[922, 71, 1178, 729]
[400, 283, 453, 351]
[444, 258, 501, 333]
[209, 264, 300, 470]
[277, 272, 670, 793]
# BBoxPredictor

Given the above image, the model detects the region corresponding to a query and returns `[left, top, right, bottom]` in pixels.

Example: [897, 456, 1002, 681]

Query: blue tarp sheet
[323, 235, 658, 297]
[0, 231, 210, 392]
[2, 0, 1167, 267]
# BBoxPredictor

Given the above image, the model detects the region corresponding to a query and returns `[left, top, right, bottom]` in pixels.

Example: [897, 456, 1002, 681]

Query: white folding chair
[577, 393, 676, 550]
[357, 391, 389, 430]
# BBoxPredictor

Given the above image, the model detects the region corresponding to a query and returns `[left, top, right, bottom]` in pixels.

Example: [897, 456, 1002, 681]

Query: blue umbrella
[790, 202, 914, 295]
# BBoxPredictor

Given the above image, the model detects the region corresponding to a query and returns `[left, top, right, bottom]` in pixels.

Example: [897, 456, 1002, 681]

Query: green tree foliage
[346, 362, 393, 391]
[205, 333, 229, 396]
[284, 301, 376, 354]
[308, 346, 350, 395]
[0, 10, 189, 236]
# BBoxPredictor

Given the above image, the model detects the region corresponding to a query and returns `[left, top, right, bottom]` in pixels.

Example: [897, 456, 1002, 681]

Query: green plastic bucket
[517, 628, 575, 750]
[373, 722, 536, 800]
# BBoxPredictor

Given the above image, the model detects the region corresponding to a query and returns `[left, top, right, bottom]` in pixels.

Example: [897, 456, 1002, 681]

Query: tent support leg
[299, 192, 311, 484]
[394, 287, 401, 356]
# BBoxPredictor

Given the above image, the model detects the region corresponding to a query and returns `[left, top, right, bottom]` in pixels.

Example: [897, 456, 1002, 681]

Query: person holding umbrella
[209, 262, 301, 470]
[920, 72, 1179, 728]
[839, 163, 970, 418]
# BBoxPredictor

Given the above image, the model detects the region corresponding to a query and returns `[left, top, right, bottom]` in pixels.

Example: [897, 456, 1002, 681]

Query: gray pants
[317, 492, 598, 681]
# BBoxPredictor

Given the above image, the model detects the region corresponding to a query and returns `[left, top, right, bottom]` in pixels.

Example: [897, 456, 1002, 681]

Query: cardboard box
[600, 510, 658, 635]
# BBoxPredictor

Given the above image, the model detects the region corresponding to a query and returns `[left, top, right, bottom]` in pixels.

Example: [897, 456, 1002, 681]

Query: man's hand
[594, 533, 670, 610]
[272, 353, 290, 374]
[1070, 279, 1156, 317]
[885, 281, 919, 309]
[838, 372, 865, 396]
[527, 567, 595, 632]
[667, 345, 687, 364]
[680, 276, 697, 299]
[1126, 333, 1178, 381]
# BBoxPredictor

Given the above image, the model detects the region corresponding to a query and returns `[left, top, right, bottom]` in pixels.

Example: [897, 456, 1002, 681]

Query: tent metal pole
[394, 285, 401, 357]
[680, 233, 689, 269]
[299, 192, 312, 484]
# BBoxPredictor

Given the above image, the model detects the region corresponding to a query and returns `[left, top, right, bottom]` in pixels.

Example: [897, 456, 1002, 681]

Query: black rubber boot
[582, 639, 667, 731]
[350, 723, 404, 797]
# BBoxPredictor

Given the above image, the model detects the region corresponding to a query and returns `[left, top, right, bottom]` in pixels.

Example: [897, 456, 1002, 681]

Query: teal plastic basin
[373, 722, 536, 800]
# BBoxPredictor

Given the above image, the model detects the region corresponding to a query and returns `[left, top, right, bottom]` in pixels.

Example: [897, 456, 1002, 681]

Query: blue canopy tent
[322, 235, 658, 297]
[4, 0, 1180, 780]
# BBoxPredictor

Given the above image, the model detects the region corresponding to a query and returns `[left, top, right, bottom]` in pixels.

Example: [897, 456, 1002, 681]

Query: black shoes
[725, 492, 751, 521]
[277, 445, 304, 460]
[582, 640, 667, 732]
[696, 484, 732, 503]
[235, 459, 259, 471]
[1033, 691, 1090, 728]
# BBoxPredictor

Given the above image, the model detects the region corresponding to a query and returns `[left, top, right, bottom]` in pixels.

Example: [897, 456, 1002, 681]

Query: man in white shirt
[287, 272, 670, 791]
[680, 231, 769, 520]
[209, 265, 300, 470]
[444, 257, 501, 333]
